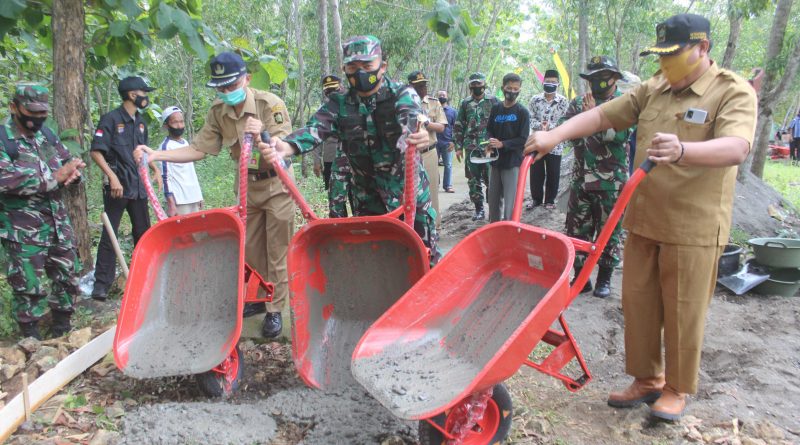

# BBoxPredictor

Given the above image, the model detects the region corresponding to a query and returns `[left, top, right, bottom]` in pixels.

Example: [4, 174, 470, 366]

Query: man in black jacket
[486, 73, 530, 222]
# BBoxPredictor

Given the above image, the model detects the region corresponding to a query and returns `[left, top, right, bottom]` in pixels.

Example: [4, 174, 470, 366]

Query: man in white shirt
[158, 106, 204, 216]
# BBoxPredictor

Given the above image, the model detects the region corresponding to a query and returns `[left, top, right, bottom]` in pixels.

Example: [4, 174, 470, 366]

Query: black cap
[408, 71, 428, 84]
[322, 74, 341, 89]
[579, 56, 622, 80]
[640, 13, 711, 56]
[206, 52, 247, 88]
[544, 69, 559, 79]
[118, 76, 155, 95]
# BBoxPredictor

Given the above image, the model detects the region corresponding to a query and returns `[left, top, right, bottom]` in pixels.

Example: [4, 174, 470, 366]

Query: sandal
[544, 203, 556, 210]
[445, 187, 455, 193]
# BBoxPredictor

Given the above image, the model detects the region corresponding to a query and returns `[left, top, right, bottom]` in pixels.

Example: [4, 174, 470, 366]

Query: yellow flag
[552, 51, 576, 99]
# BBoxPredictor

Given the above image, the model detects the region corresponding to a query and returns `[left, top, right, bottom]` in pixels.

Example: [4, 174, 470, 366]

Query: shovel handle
[265, 132, 319, 222]
[139, 153, 168, 222]
[400, 141, 417, 228]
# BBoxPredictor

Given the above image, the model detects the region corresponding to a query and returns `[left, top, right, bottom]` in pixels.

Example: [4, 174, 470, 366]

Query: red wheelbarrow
[113, 133, 274, 397]
[271, 136, 431, 390]
[351, 156, 655, 444]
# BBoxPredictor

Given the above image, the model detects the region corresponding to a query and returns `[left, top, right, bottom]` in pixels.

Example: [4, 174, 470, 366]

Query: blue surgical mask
[217, 88, 246, 106]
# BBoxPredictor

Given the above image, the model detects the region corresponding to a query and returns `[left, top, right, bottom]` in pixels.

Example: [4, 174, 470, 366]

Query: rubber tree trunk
[721, 10, 743, 70]
[318, 0, 330, 75]
[745, 0, 799, 179]
[52, 0, 92, 269]
[330, 0, 343, 73]
[577, 0, 589, 95]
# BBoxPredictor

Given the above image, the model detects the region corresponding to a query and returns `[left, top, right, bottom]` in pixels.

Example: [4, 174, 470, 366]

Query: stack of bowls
[747, 238, 800, 297]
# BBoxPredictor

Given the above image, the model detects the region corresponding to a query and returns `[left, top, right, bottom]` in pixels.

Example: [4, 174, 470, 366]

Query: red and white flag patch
[95, 129, 104, 137]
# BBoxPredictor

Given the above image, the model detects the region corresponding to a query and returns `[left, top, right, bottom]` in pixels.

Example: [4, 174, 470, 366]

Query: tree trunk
[577, 0, 589, 95]
[52, 0, 92, 269]
[290, 0, 308, 177]
[746, 0, 799, 179]
[722, 10, 743, 69]
[330, 0, 343, 73]
[474, 0, 503, 73]
[318, 0, 330, 75]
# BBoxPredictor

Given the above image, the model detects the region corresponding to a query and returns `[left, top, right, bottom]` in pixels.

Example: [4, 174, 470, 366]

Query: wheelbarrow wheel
[418, 383, 513, 445]
[196, 345, 244, 398]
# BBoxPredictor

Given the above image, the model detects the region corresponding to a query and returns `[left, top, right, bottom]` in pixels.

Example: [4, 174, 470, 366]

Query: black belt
[419, 145, 436, 154]
[247, 160, 292, 181]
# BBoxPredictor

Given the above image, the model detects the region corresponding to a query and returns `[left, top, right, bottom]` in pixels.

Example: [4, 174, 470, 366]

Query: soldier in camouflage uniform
[0, 83, 87, 339]
[314, 74, 355, 217]
[453, 73, 498, 220]
[563, 56, 633, 298]
[265, 35, 440, 265]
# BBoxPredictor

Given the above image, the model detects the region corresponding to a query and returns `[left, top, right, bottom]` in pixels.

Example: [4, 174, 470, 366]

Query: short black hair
[503, 73, 522, 86]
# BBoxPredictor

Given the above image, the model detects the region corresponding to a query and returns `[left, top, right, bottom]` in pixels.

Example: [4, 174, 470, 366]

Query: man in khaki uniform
[135, 52, 295, 339]
[524, 14, 756, 421]
[408, 71, 447, 227]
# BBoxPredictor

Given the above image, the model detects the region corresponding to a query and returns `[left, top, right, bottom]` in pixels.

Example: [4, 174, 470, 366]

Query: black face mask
[15, 112, 46, 133]
[133, 94, 149, 109]
[438, 97, 447, 104]
[346, 68, 382, 93]
[590, 78, 614, 97]
[503, 90, 519, 102]
[543, 83, 558, 94]
[167, 126, 185, 137]
[471, 86, 485, 97]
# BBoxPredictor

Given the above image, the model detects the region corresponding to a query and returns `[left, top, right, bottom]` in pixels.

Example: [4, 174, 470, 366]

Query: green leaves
[107, 37, 132, 66]
[0, 0, 26, 20]
[423, 0, 478, 44]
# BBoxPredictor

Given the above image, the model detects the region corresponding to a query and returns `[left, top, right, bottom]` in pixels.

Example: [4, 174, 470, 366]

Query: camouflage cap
[13, 83, 49, 112]
[468, 72, 486, 84]
[342, 35, 382, 64]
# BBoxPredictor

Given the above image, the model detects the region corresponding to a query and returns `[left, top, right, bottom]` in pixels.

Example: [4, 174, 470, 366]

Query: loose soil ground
[4, 160, 799, 445]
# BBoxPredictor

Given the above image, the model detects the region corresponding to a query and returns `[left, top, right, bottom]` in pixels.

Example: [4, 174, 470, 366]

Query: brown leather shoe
[607, 375, 665, 408]
[650, 386, 686, 421]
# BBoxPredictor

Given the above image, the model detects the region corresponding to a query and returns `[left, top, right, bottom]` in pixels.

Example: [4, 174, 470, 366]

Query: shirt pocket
[676, 120, 714, 143]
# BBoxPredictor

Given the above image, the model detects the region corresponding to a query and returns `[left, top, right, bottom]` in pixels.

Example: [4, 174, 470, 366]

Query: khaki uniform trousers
[621, 232, 723, 394]
[421, 147, 440, 228]
[245, 170, 296, 313]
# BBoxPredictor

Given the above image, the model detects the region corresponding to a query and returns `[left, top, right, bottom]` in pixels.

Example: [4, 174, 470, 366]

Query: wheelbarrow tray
[290, 215, 430, 390]
[114, 209, 245, 378]
[351, 222, 574, 420]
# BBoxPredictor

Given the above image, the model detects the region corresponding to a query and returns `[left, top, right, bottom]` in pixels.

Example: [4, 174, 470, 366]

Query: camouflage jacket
[284, 77, 429, 202]
[0, 121, 75, 246]
[563, 89, 633, 191]
[453, 94, 499, 153]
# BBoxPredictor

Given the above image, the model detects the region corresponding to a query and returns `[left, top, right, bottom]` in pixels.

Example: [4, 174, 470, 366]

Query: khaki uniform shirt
[599, 61, 756, 246]
[421, 96, 448, 147]
[191, 87, 292, 172]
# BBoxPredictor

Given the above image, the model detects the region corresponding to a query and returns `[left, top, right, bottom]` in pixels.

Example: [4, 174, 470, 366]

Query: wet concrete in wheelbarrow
[352, 272, 548, 419]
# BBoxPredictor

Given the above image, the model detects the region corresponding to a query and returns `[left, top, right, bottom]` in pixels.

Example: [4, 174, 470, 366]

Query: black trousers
[791, 138, 800, 161]
[530, 153, 561, 205]
[93, 189, 151, 291]
[323, 161, 333, 190]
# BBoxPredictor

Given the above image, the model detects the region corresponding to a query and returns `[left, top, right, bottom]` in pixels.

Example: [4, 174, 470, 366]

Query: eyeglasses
[216, 76, 244, 93]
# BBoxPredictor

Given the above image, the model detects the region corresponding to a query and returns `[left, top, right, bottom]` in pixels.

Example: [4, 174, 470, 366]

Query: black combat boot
[472, 203, 485, 221]
[593, 266, 614, 299]
[571, 265, 593, 294]
[261, 312, 283, 338]
[50, 310, 73, 337]
[19, 321, 42, 340]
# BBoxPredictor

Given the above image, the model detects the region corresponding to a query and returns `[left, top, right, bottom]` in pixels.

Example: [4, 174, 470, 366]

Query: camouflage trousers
[328, 154, 355, 218]
[349, 160, 441, 266]
[465, 152, 490, 208]
[1, 239, 79, 323]
[565, 184, 623, 269]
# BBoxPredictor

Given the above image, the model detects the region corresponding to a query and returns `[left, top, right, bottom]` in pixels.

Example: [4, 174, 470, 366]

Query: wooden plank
[0, 327, 115, 442]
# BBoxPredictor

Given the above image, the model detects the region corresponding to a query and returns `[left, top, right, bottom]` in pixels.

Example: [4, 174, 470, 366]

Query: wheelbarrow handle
[139, 152, 168, 222]
[568, 159, 656, 301]
[263, 131, 319, 222]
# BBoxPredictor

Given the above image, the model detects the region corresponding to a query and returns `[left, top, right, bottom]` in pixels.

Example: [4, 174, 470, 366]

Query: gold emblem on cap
[657, 25, 666, 43]
[214, 63, 225, 75]
[592, 56, 601, 64]
[417, 73, 424, 80]
[689, 32, 707, 40]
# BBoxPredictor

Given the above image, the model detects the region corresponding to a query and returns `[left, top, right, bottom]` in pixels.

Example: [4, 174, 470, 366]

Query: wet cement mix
[5, 198, 800, 444]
